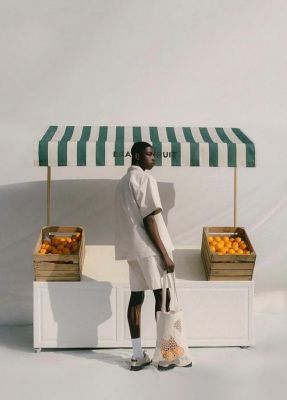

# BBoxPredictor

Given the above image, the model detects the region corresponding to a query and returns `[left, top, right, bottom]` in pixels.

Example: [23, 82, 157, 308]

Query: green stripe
[166, 127, 178, 142]
[58, 126, 74, 166]
[182, 127, 196, 143]
[198, 127, 214, 143]
[166, 127, 180, 166]
[115, 126, 124, 166]
[215, 127, 233, 143]
[149, 127, 162, 166]
[96, 126, 107, 166]
[38, 126, 57, 166]
[77, 126, 91, 166]
[199, 128, 218, 166]
[216, 128, 236, 167]
[182, 128, 199, 165]
[231, 128, 253, 144]
[232, 128, 255, 167]
[133, 127, 142, 142]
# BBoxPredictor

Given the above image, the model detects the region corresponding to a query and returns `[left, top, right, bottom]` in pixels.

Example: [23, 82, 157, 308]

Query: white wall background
[0, 0, 286, 325]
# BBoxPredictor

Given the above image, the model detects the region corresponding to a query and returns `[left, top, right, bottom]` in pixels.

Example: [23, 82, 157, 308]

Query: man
[114, 141, 175, 371]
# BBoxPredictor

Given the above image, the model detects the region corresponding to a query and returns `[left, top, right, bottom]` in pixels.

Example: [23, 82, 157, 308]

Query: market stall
[32, 125, 256, 351]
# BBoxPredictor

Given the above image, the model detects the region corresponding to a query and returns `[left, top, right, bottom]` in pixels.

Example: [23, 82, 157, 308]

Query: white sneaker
[130, 350, 152, 371]
[158, 356, 193, 371]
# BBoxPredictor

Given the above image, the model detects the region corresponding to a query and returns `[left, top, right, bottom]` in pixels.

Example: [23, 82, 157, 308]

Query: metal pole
[47, 166, 51, 226]
[234, 167, 237, 227]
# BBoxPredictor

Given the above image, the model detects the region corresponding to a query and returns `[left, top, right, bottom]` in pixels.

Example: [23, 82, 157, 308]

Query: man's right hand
[162, 253, 175, 274]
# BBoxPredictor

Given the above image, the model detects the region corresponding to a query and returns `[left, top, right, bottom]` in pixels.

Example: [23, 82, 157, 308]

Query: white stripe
[66, 127, 84, 165]
[124, 140, 133, 166]
[157, 127, 169, 142]
[141, 126, 151, 142]
[224, 128, 244, 144]
[235, 143, 246, 167]
[89, 126, 101, 141]
[162, 142, 172, 166]
[48, 141, 58, 165]
[106, 141, 115, 165]
[49, 126, 66, 141]
[180, 142, 190, 166]
[223, 128, 247, 166]
[124, 126, 134, 143]
[199, 143, 209, 166]
[86, 142, 96, 166]
[207, 127, 225, 143]
[217, 143, 228, 167]
[106, 126, 116, 142]
[67, 142, 78, 165]
[69, 126, 84, 141]
[190, 127, 206, 143]
[174, 127, 187, 143]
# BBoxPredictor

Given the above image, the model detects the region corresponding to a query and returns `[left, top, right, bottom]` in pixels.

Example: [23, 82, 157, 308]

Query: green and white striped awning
[34, 126, 255, 167]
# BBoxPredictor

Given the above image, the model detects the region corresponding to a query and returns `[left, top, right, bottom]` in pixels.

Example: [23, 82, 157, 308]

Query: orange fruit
[209, 245, 216, 253]
[228, 248, 236, 254]
[235, 237, 242, 243]
[216, 242, 224, 250]
[223, 236, 229, 243]
[236, 249, 244, 254]
[244, 250, 251, 255]
[163, 350, 175, 361]
[214, 236, 221, 242]
[173, 346, 184, 357]
[208, 236, 213, 243]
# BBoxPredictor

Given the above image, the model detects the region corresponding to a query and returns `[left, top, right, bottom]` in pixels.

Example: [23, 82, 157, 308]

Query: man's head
[131, 142, 155, 170]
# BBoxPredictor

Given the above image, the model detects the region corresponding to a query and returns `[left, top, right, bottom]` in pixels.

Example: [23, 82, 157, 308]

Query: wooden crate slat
[34, 262, 80, 272]
[208, 276, 252, 281]
[35, 276, 81, 282]
[209, 269, 253, 276]
[210, 262, 255, 270]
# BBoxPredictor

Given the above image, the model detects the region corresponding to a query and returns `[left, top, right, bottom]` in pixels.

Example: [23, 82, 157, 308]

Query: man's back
[114, 165, 174, 261]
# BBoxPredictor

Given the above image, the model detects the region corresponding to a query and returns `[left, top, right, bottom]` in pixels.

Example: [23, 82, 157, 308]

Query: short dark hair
[131, 141, 153, 160]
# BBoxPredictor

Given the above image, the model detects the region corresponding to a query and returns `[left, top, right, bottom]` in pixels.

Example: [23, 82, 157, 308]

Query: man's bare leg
[127, 291, 145, 360]
[153, 288, 171, 320]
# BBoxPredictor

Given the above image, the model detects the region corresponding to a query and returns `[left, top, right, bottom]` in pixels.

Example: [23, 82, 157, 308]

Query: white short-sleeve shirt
[114, 165, 174, 261]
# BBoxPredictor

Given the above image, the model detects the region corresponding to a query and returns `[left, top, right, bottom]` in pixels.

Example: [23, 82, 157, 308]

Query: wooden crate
[201, 226, 256, 281]
[32, 226, 85, 281]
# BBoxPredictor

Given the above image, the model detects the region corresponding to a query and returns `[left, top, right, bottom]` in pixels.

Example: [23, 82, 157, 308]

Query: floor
[0, 312, 286, 400]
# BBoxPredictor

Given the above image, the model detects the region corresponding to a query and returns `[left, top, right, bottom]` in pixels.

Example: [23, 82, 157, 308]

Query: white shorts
[127, 252, 174, 291]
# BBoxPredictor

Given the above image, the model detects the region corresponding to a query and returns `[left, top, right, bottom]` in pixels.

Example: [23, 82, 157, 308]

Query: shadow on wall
[0, 179, 175, 326]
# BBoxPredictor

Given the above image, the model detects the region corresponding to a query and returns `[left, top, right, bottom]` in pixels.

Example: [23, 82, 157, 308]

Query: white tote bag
[153, 271, 192, 365]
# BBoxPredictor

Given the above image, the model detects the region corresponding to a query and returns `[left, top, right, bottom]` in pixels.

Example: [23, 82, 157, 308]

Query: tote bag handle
[162, 271, 179, 312]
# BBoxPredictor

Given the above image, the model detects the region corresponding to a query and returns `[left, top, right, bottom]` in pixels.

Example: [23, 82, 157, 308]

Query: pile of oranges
[38, 232, 81, 255]
[161, 337, 184, 361]
[208, 235, 251, 255]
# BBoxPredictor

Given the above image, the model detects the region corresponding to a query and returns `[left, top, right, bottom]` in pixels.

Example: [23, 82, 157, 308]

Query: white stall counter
[33, 246, 255, 351]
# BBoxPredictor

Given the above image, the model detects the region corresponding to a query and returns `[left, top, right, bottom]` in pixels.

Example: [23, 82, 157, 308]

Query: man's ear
[135, 152, 140, 161]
